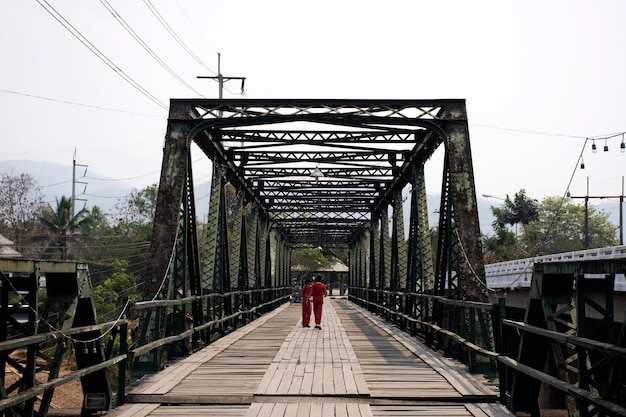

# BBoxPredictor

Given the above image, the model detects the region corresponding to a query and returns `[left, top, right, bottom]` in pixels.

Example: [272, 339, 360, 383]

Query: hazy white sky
[2, 1, 626, 223]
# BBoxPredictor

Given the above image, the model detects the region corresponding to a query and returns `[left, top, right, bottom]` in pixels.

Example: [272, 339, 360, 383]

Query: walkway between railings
[110, 298, 512, 417]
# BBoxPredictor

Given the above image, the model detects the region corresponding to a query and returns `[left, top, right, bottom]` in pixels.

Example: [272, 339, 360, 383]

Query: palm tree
[38, 196, 89, 260]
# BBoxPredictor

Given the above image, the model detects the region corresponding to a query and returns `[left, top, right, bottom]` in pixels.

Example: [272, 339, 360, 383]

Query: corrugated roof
[0, 234, 15, 246]
[0, 246, 22, 258]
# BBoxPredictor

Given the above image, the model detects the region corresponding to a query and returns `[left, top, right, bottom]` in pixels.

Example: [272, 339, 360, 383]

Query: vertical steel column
[391, 188, 407, 292]
[231, 189, 250, 319]
[362, 230, 370, 295]
[406, 164, 433, 326]
[138, 118, 189, 372]
[204, 161, 232, 323]
[230, 190, 244, 292]
[250, 207, 262, 308]
[168, 152, 203, 354]
[263, 225, 273, 308]
[369, 218, 380, 309]
[391, 188, 407, 324]
[441, 105, 487, 304]
[379, 207, 390, 318]
[236, 192, 250, 315]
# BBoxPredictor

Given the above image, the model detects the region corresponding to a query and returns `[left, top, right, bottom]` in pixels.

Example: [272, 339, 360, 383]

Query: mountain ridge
[0, 159, 137, 214]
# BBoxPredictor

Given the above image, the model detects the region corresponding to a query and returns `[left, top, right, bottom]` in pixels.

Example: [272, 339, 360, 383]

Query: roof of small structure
[291, 260, 348, 273]
[0, 234, 14, 246]
[0, 245, 22, 258]
[0, 233, 22, 258]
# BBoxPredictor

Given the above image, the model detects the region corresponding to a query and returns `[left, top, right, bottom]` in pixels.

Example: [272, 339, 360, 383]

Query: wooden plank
[359, 403, 375, 417]
[105, 403, 160, 417]
[295, 402, 310, 417]
[117, 300, 513, 417]
[334, 299, 497, 401]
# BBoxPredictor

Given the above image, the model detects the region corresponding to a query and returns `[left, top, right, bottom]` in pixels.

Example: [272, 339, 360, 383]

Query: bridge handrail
[131, 294, 290, 357]
[347, 287, 626, 417]
[0, 320, 120, 353]
[134, 288, 278, 310]
[375, 288, 492, 309]
[0, 320, 129, 414]
[502, 319, 626, 358]
[0, 352, 127, 412]
[485, 245, 626, 276]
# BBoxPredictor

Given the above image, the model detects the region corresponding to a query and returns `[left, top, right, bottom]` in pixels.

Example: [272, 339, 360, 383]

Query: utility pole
[72, 148, 88, 219]
[568, 176, 625, 248]
[197, 53, 246, 113]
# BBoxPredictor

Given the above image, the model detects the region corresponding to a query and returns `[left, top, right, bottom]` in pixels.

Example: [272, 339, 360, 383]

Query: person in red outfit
[310, 275, 327, 329]
[301, 278, 312, 327]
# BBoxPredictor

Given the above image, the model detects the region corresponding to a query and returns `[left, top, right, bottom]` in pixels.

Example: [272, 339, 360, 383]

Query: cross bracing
[139, 99, 492, 377]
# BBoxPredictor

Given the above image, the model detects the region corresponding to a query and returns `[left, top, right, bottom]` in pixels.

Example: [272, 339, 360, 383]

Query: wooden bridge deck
[112, 298, 512, 417]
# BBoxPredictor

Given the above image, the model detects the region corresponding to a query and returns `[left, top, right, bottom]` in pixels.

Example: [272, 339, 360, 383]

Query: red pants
[312, 298, 324, 325]
[302, 299, 312, 326]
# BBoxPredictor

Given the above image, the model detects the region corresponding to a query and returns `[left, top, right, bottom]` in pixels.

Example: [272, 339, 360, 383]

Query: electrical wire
[0, 88, 164, 117]
[0, 269, 130, 345]
[483, 138, 592, 291]
[99, 0, 205, 98]
[84, 172, 160, 182]
[471, 123, 587, 139]
[174, 0, 219, 61]
[35, 0, 168, 111]
[143, 0, 214, 74]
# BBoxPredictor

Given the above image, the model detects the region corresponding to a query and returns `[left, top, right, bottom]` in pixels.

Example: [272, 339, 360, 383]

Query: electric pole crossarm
[197, 53, 246, 100]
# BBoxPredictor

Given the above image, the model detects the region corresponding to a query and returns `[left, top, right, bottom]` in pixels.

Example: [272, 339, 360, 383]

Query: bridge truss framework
[136, 99, 491, 376]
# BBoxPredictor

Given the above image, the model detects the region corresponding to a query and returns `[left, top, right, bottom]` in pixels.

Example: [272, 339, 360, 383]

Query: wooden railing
[347, 286, 626, 417]
[0, 286, 290, 416]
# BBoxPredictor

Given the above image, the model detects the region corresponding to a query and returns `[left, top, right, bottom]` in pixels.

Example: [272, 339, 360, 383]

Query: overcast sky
[2, 1, 625, 225]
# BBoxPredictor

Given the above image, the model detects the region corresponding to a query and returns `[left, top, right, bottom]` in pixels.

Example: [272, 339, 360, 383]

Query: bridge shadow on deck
[111, 299, 511, 417]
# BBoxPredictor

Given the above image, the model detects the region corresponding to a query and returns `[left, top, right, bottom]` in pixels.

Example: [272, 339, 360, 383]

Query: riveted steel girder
[143, 99, 489, 373]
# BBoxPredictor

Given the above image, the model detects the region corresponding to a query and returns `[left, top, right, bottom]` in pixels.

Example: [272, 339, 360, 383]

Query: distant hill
[0, 159, 136, 214]
[3, 160, 619, 239]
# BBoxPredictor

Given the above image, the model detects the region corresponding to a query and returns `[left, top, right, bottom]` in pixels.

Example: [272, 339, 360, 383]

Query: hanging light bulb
[92, 342, 97, 354]
[580, 157, 585, 169]
[83, 343, 88, 355]
[310, 165, 323, 181]
[591, 139, 597, 153]
[621, 134, 625, 153]
[604, 139, 609, 152]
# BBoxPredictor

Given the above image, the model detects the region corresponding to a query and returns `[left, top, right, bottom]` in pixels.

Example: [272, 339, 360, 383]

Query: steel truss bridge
[1, 99, 625, 417]
[136, 98, 490, 379]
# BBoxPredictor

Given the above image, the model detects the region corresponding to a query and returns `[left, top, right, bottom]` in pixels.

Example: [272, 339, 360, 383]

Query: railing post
[117, 321, 128, 406]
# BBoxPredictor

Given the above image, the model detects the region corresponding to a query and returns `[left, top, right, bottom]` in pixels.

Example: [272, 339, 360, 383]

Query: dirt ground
[4, 355, 84, 412]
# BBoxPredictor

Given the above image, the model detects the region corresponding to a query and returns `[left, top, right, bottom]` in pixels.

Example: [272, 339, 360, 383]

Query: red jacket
[302, 285, 312, 300]
[311, 282, 327, 302]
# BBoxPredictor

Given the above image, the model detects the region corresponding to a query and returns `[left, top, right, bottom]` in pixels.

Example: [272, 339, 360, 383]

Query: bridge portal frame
[135, 99, 492, 378]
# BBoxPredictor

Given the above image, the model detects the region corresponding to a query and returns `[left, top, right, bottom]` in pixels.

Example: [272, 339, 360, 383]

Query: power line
[198, 53, 246, 102]
[143, 0, 214, 74]
[99, 0, 205, 97]
[35, 0, 168, 110]
[471, 123, 587, 139]
[84, 172, 160, 182]
[0, 89, 164, 117]
[174, 0, 219, 61]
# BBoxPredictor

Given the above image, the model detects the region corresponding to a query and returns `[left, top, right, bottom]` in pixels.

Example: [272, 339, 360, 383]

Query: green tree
[38, 196, 90, 260]
[485, 189, 540, 261]
[81, 205, 109, 233]
[0, 172, 45, 249]
[291, 246, 331, 278]
[522, 196, 617, 255]
[92, 259, 139, 321]
[113, 184, 158, 235]
[104, 185, 159, 283]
